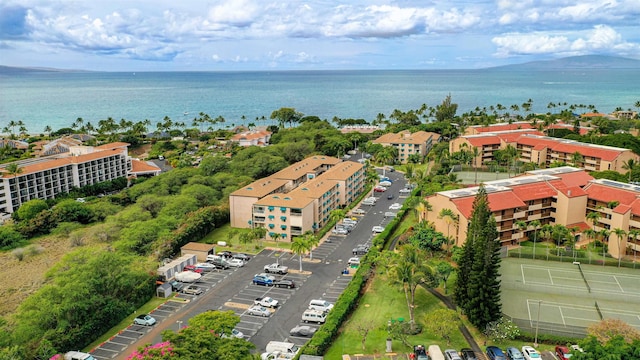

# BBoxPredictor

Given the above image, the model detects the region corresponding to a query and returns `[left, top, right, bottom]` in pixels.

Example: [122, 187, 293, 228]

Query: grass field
[451, 170, 512, 184]
[501, 258, 640, 335]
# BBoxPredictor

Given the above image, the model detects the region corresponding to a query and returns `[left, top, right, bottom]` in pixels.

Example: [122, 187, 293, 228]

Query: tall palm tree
[271, 232, 283, 265]
[587, 210, 602, 232]
[529, 220, 541, 259]
[628, 229, 640, 265]
[291, 236, 309, 272]
[598, 229, 610, 266]
[622, 159, 637, 182]
[612, 228, 627, 267]
[438, 208, 458, 254]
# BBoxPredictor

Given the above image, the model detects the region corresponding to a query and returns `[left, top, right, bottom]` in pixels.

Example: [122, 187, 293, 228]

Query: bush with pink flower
[126, 341, 175, 359]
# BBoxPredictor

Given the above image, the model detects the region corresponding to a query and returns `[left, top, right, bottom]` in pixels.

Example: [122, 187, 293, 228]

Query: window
[280, 216, 287, 221]
[281, 225, 287, 230]
[268, 206, 275, 211]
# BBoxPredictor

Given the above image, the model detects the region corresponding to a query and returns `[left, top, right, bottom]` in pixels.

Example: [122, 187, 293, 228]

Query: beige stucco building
[372, 130, 440, 164]
[229, 156, 365, 241]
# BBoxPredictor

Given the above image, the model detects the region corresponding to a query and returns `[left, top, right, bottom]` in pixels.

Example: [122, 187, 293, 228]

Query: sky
[1, 0, 640, 71]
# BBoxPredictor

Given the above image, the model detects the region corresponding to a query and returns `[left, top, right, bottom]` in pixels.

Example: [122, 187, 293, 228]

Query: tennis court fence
[502, 313, 587, 338]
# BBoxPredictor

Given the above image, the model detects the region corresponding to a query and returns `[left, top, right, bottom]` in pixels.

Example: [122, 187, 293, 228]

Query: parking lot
[108, 165, 408, 359]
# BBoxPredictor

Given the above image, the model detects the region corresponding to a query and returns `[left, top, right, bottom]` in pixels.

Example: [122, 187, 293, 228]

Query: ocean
[1, 69, 639, 134]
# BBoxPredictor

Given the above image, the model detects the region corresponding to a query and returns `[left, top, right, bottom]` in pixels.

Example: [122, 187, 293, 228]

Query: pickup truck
[254, 296, 279, 308]
[264, 263, 289, 274]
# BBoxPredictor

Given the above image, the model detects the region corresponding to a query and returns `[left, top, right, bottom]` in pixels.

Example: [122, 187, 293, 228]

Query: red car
[183, 265, 203, 274]
[374, 187, 386, 192]
[555, 346, 572, 360]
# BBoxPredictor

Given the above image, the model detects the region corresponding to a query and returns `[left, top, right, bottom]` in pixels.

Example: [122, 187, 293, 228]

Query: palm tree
[529, 220, 541, 259]
[613, 228, 627, 267]
[271, 232, 283, 265]
[622, 159, 637, 182]
[392, 245, 435, 329]
[304, 232, 320, 260]
[415, 199, 432, 223]
[438, 208, 458, 254]
[628, 229, 640, 265]
[5, 163, 23, 207]
[291, 236, 309, 272]
[571, 151, 584, 168]
[43, 125, 52, 139]
[598, 229, 610, 266]
[329, 209, 346, 226]
[587, 211, 602, 232]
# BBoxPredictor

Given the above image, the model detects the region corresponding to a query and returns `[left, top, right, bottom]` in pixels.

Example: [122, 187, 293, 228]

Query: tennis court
[501, 258, 640, 335]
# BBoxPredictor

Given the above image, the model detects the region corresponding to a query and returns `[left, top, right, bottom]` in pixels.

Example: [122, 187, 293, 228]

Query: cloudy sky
[1, 0, 639, 71]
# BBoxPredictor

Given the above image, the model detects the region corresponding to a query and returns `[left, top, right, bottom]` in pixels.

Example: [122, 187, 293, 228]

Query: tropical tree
[270, 107, 302, 128]
[303, 231, 319, 260]
[271, 232, 283, 264]
[622, 159, 637, 182]
[628, 229, 640, 265]
[599, 229, 611, 265]
[587, 210, 602, 232]
[392, 245, 436, 329]
[291, 236, 309, 271]
[528, 220, 541, 259]
[438, 208, 458, 255]
[612, 228, 627, 267]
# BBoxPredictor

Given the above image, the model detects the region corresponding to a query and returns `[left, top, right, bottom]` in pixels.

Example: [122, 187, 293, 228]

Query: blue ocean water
[1, 69, 639, 134]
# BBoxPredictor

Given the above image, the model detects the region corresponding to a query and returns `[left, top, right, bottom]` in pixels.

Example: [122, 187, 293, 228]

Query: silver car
[247, 305, 271, 317]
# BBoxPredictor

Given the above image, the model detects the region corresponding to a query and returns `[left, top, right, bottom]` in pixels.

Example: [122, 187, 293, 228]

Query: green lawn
[324, 272, 468, 357]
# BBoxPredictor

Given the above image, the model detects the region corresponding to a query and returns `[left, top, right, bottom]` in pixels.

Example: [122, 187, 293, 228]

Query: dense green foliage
[573, 336, 640, 360]
[407, 224, 447, 252]
[9, 249, 154, 358]
[454, 185, 502, 330]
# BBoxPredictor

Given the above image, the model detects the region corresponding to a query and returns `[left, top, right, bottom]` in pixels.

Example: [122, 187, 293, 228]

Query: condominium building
[372, 130, 440, 164]
[229, 130, 272, 147]
[426, 167, 640, 259]
[229, 156, 365, 241]
[451, 132, 638, 173]
[0, 142, 159, 215]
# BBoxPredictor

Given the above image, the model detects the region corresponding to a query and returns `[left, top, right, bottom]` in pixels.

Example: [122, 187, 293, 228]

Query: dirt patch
[130, 144, 152, 159]
[0, 236, 74, 316]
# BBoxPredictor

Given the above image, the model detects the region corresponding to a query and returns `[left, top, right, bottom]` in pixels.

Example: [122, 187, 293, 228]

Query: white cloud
[207, 0, 259, 27]
[492, 25, 640, 57]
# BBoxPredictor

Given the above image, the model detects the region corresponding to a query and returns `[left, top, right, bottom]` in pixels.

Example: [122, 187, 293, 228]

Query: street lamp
[177, 320, 183, 332]
[534, 300, 542, 347]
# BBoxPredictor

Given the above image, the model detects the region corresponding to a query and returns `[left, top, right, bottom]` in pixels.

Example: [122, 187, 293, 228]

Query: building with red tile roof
[229, 156, 365, 240]
[426, 167, 640, 259]
[452, 132, 638, 174]
[0, 142, 159, 215]
[229, 130, 272, 147]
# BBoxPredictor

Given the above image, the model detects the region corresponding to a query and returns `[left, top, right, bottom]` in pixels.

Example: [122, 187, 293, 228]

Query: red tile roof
[517, 135, 623, 161]
[510, 182, 556, 201]
[452, 191, 526, 218]
[566, 222, 591, 232]
[130, 159, 161, 174]
[584, 183, 640, 205]
[466, 136, 500, 147]
[553, 171, 594, 188]
[472, 123, 534, 133]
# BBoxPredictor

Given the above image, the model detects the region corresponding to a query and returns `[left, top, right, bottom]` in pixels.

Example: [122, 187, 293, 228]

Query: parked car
[218, 251, 233, 258]
[352, 208, 366, 215]
[247, 305, 271, 317]
[273, 279, 296, 288]
[506, 347, 524, 360]
[374, 186, 386, 192]
[445, 349, 462, 360]
[264, 263, 289, 274]
[389, 203, 402, 210]
[384, 211, 396, 217]
[195, 262, 217, 272]
[332, 228, 348, 235]
[348, 257, 360, 266]
[379, 180, 392, 187]
[232, 253, 251, 261]
[570, 345, 583, 353]
[460, 348, 477, 360]
[221, 328, 244, 339]
[289, 325, 317, 337]
[254, 296, 279, 308]
[252, 274, 274, 286]
[372, 226, 385, 233]
[343, 218, 357, 225]
[182, 285, 203, 295]
[352, 244, 370, 255]
[133, 314, 156, 326]
[399, 188, 411, 194]
[555, 346, 572, 360]
[486, 346, 506, 360]
[521, 346, 540, 360]
[227, 258, 245, 267]
[413, 345, 429, 360]
[64, 351, 96, 360]
[208, 257, 230, 269]
[183, 265, 203, 274]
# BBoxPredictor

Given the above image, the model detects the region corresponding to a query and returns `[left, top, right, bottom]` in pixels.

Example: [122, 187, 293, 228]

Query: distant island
[2, 55, 640, 74]
[488, 55, 640, 71]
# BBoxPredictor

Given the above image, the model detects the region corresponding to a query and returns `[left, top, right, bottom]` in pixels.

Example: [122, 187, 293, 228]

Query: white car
[384, 212, 396, 217]
[389, 203, 402, 210]
[348, 257, 360, 266]
[221, 328, 244, 339]
[194, 262, 217, 272]
[352, 208, 366, 215]
[379, 181, 392, 187]
[227, 258, 245, 267]
[247, 305, 271, 317]
[521, 346, 541, 360]
[372, 226, 385, 233]
[332, 228, 348, 235]
[399, 188, 411, 194]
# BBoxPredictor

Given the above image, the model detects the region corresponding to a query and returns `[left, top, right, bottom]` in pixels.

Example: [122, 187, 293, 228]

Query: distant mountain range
[489, 55, 640, 70]
[1, 55, 639, 73]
